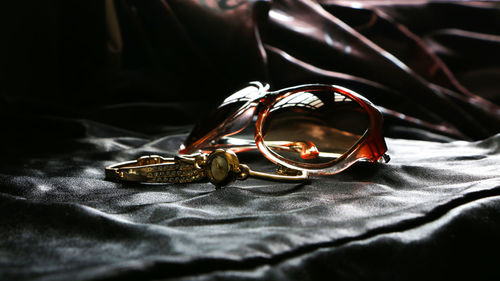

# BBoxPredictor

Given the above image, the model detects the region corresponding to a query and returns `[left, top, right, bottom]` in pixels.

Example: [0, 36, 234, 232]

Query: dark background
[1, 1, 500, 280]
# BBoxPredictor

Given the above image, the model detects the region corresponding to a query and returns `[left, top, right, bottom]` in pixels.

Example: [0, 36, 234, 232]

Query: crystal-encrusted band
[105, 155, 206, 184]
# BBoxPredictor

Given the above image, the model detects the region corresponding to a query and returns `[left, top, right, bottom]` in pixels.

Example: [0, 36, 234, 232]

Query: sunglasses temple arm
[246, 167, 309, 183]
[203, 137, 322, 159]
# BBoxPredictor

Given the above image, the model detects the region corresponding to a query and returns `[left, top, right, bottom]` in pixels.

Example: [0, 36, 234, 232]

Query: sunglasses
[106, 82, 389, 187]
[180, 81, 388, 167]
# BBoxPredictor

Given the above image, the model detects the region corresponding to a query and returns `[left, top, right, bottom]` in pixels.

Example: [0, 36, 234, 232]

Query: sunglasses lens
[182, 84, 262, 153]
[262, 90, 369, 165]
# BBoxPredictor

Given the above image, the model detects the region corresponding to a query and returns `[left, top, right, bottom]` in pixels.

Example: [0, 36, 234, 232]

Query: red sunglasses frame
[179, 82, 388, 175]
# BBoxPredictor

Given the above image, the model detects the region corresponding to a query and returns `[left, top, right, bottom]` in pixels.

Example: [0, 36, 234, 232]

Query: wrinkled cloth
[1, 132, 500, 280]
[1, 1, 500, 280]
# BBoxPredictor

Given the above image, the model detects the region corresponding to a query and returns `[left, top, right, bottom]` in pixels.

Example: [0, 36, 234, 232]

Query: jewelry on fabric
[105, 82, 390, 186]
[105, 149, 308, 187]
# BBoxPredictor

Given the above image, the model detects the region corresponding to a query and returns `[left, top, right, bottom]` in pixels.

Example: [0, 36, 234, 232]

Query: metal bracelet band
[105, 150, 308, 187]
[105, 155, 206, 184]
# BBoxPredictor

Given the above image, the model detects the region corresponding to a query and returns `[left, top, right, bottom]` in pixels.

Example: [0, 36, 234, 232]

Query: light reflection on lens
[182, 85, 261, 152]
[262, 90, 369, 165]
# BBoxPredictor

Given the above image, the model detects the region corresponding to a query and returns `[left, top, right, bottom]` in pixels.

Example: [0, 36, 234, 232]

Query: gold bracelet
[105, 149, 308, 187]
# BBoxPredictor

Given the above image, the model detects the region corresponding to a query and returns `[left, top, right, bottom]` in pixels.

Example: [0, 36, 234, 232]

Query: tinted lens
[262, 89, 369, 165]
[182, 85, 261, 152]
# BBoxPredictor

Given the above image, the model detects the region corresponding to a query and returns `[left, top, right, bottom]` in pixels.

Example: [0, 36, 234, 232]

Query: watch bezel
[204, 149, 240, 187]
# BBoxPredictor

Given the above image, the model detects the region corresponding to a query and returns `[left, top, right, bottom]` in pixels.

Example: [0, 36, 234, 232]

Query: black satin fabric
[2, 1, 500, 280]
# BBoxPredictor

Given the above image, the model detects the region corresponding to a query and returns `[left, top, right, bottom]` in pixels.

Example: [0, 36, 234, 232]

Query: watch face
[210, 155, 229, 182]
[205, 149, 239, 187]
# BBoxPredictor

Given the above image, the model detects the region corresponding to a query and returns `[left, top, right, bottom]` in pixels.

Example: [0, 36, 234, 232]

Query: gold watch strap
[105, 150, 308, 187]
[105, 155, 206, 184]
